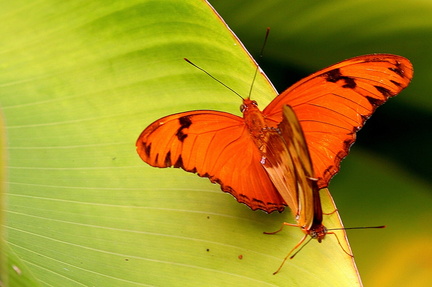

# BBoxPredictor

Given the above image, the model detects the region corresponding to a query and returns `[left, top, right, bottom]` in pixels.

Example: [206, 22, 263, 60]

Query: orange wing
[262, 105, 317, 229]
[136, 110, 286, 213]
[263, 54, 413, 188]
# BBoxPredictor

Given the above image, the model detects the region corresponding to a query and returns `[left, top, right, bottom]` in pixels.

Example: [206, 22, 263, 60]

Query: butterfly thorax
[241, 98, 273, 151]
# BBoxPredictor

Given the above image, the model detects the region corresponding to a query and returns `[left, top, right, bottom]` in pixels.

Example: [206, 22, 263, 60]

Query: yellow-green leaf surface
[0, 0, 365, 286]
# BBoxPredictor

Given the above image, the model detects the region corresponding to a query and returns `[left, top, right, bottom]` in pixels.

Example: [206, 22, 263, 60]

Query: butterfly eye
[240, 104, 247, 112]
[252, 100, 258, 106]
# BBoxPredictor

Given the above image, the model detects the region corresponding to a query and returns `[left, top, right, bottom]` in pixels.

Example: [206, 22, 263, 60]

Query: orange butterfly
[136, 54, 413, 215]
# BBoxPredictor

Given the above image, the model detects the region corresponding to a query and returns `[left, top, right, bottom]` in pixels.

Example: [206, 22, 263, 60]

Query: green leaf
[3, 0, 431, 286]
[1, 0, 360, 286]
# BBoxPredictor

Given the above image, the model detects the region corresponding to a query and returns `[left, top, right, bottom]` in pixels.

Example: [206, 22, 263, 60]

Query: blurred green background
[1, 0, 431, 286]
[209, 0, 432, 286]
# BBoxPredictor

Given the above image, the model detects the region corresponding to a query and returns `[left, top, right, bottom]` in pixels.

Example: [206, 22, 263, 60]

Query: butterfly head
[240, 98, 259, 113]
[305, 224, 327, 243]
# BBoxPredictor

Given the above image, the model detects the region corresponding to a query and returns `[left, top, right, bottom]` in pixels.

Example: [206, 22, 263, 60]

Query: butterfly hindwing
[262, 105, 317, 228]
[278, 105, 317, 228]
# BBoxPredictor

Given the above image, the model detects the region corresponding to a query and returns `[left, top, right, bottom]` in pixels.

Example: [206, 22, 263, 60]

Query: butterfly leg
[316, 189, 338, 215]
[323, 209, 338, 216]
[327, 231, 354, 257]
[272, 234, 309, 275]
[263, 222, 298, 235]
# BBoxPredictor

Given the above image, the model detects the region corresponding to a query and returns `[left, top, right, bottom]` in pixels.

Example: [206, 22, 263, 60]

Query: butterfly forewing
[136, 110, 286, 213]
[260, 130, 299, 215]
[263, 54, 413, 188]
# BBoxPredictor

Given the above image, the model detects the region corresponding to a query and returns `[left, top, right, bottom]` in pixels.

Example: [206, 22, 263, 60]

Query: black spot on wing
[324, 68, 357, 89]
[176, 116, 192, 142]
[179, 116, 192, 127]
[324, 68, 343, 83]
[374, 86, 393, 99]
[388, 64, 404, 77]
[360, 114, 370, 123]
[174, 154, 183, 168]
[390, 80, 402, 87]
[365, 96, 385, 107]
[164, 151, 172, 166]
[341, 77, 356, 89]
[201, 172, 210, 178]
[176, 130, 188, 141]
[189, 167, 197, 173]
[143, 143, 151, 157]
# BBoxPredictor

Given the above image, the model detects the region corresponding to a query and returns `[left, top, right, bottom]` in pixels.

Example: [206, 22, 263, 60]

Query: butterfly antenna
[248, 27, 270, 98]
[184, 58, 244, 100]
[289, 236, 314, 260]
[329, 225, 386, 231]
[272, 235, 312, 275]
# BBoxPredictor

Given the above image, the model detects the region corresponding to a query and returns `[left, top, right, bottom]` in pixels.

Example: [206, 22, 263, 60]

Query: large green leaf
[1, 0, 362, 286]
